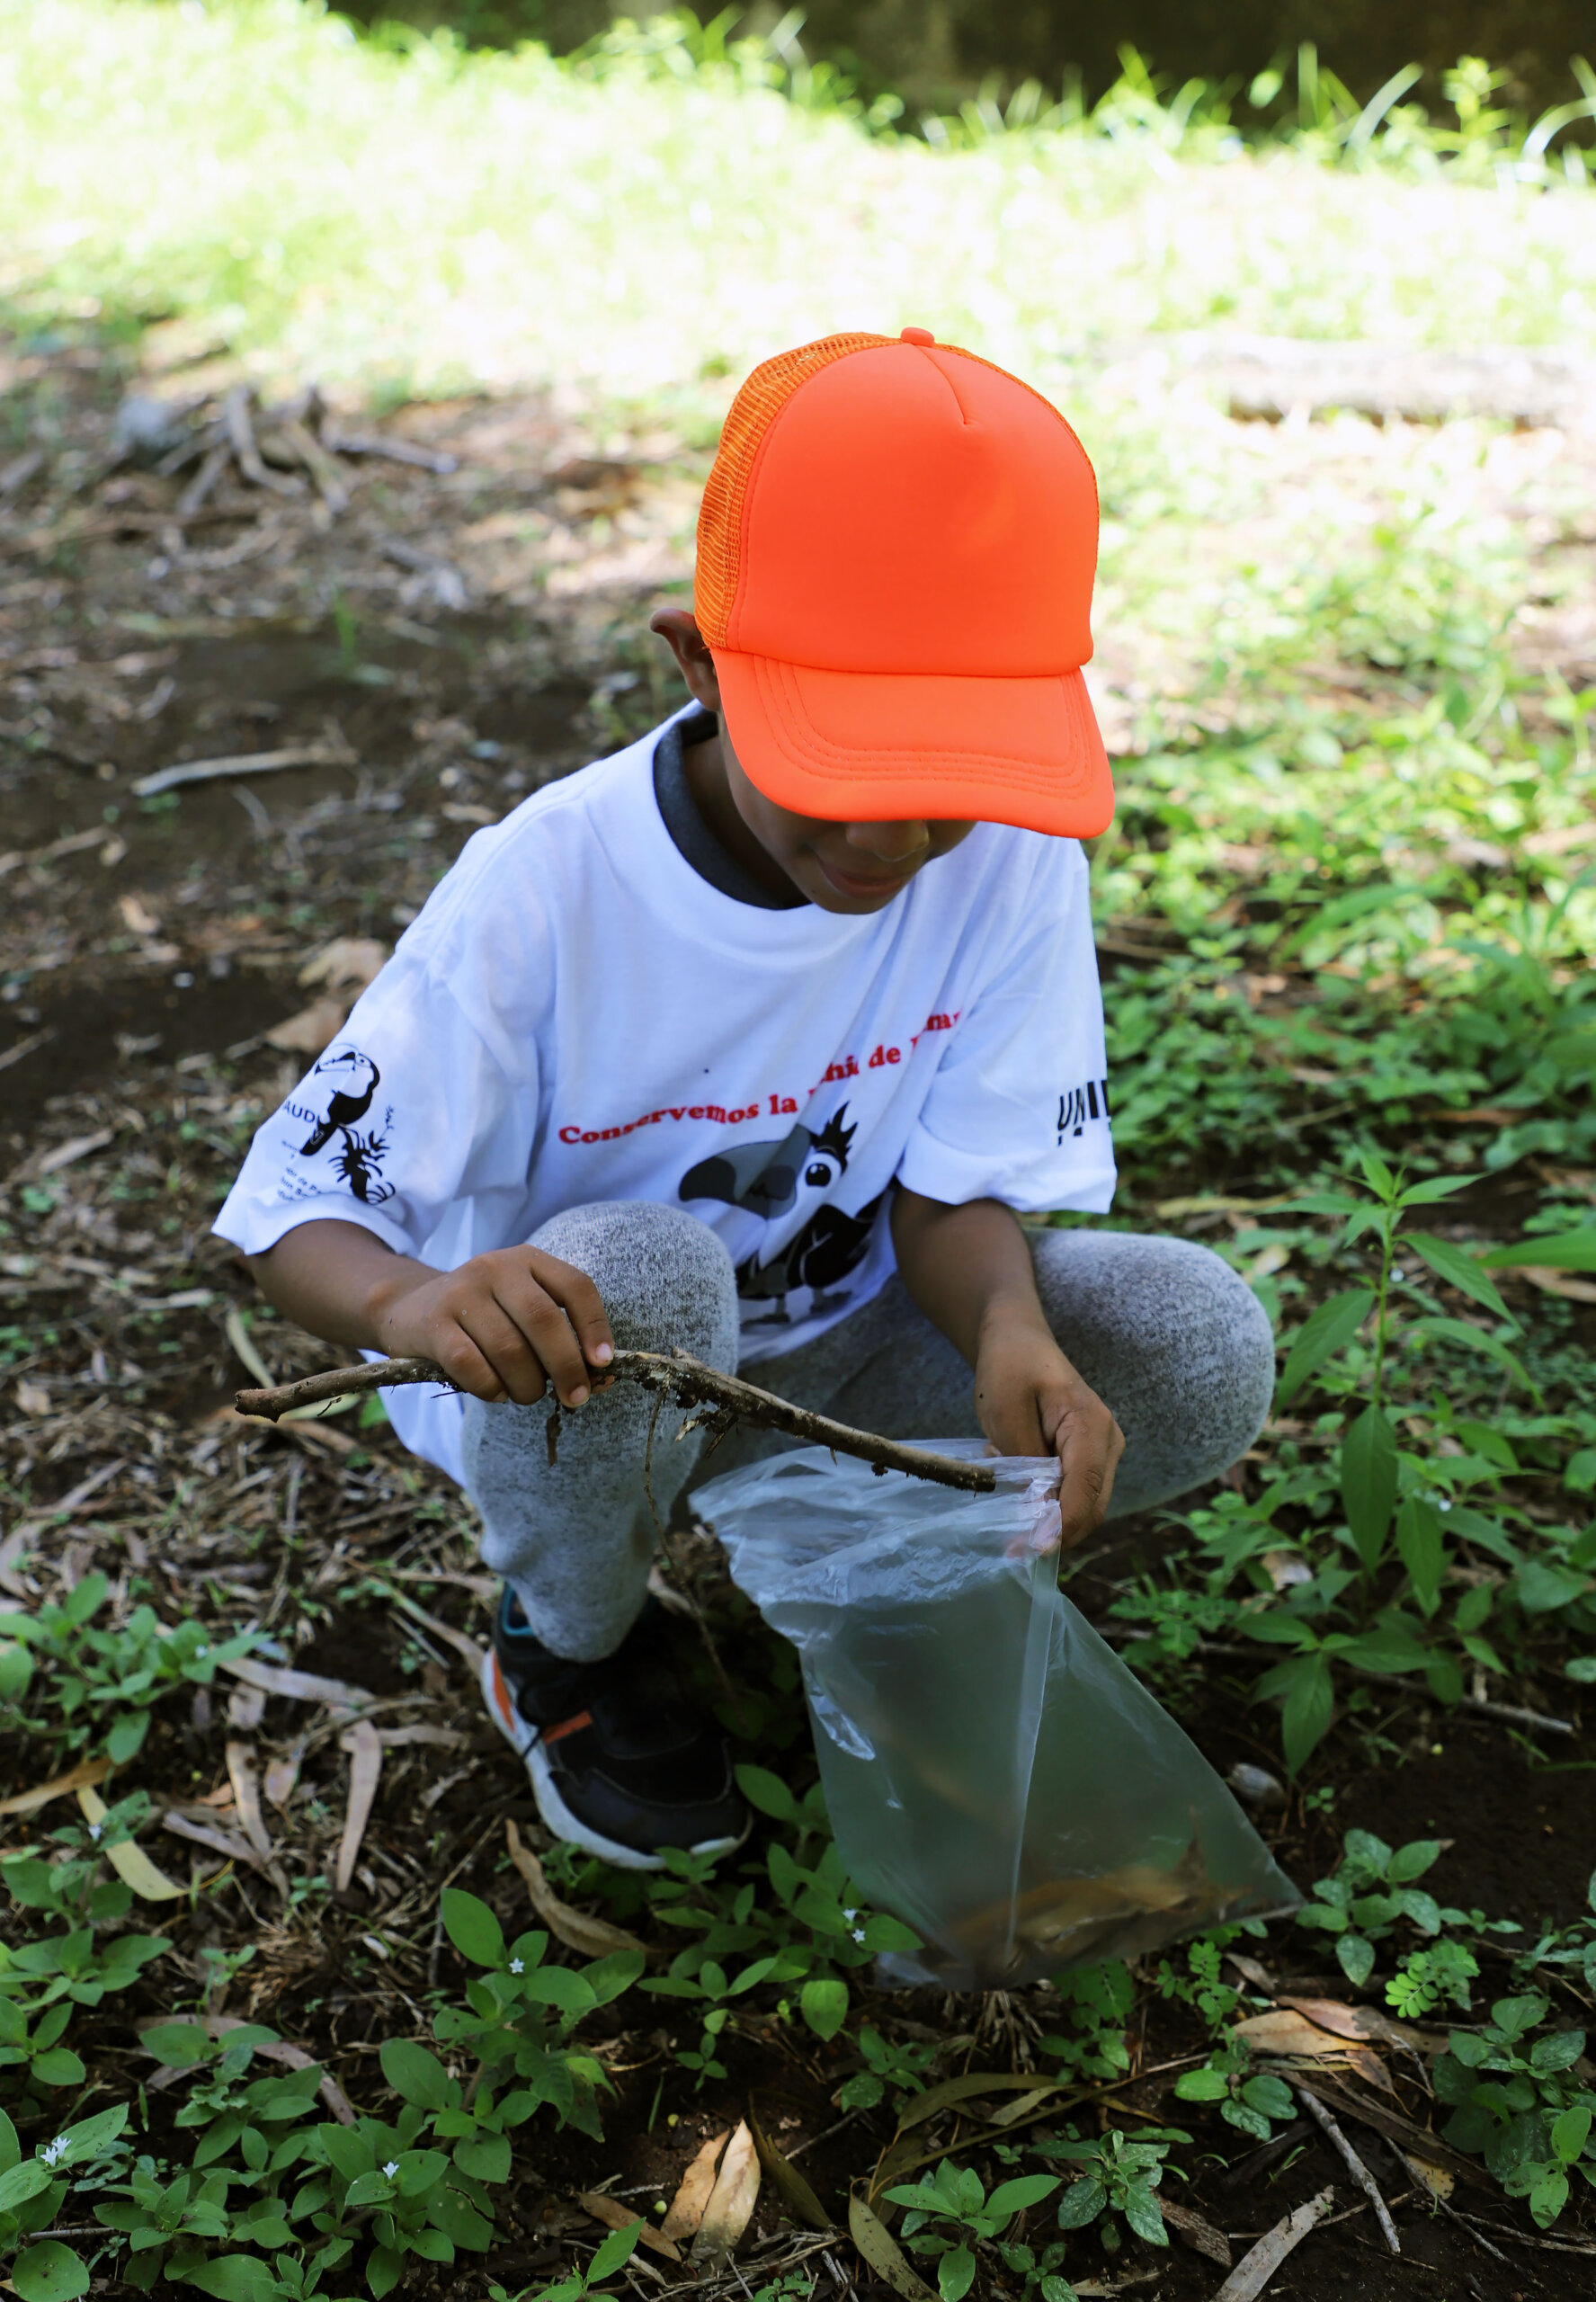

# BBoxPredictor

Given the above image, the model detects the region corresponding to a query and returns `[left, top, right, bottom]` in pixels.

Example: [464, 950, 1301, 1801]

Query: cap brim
[711, 649, 1114, 838]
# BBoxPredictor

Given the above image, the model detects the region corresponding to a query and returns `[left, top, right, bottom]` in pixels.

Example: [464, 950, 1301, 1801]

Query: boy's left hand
[973, 1313, 1125, 1549]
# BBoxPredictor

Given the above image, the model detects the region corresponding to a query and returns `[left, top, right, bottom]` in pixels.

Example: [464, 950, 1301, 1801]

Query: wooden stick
[1295, 2087, 1400, 2254]
[235, 1347, 998, 1495]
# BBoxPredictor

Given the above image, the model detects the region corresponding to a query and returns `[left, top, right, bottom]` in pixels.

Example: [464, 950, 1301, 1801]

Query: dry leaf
[299, 936, 387, 992]
[848, 2190, 936, 2302]
[692, 2119, 760, 2262]
[377, 1724, 468, 1749]
[748, 2104, 832, 2231]
[225, 1742, 276, 1861]
[1276, 1996, 1439, 2053]
[389, 1589, 485, 1673]
[227, 1682, 267, 1730]
[1213, 2188, 1334, 2302]
[221, 1655, 378, 1709]
[263, 1744, 304, 1810]
[335, 1719, 383, 1892]
[0, 1755, 110, 1817]
[1517, 1267, 1596, 1304]
[225, 1307, 275, 1389]
[1159, 2197, 1232, 2268]
[575, 2192, 681, 2262]
[1399, 2148, 1454, 2202]
[1232, 2009, 1391, 2092]
[161, 1810, 265, 1870]
[118, 893, 161, 936]
[78, 1785, 185, 1900]
[662, 2128, 730, 2241]
[264, 995, 353, 1055]
[15, 1379, 51, 1416]
[504, 1818, 649, 1959]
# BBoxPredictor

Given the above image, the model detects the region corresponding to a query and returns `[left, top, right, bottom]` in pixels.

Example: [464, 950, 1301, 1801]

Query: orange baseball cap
[694, 328, 1113, 838]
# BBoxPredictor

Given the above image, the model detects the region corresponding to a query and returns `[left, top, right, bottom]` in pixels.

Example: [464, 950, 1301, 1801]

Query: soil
[2, 323, 1593, 2302]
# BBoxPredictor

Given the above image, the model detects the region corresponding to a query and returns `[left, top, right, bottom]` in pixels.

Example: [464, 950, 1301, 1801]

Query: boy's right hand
[370, 1246, 616, 1407]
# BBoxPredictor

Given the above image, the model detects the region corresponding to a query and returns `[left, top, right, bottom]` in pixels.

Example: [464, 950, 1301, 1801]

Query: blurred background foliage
[332, 0, 1596, 122]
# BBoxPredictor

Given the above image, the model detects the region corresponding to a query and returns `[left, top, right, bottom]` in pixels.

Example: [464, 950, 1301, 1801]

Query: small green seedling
[885, 2160, 1061, 2302]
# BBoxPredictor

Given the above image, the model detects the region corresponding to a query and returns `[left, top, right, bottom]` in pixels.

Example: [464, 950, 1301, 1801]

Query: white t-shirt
[214, 709, 1115, 1483]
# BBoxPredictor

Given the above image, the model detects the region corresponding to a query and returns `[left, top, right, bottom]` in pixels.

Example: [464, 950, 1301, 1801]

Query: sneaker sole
[479, 1646, 745, 1874]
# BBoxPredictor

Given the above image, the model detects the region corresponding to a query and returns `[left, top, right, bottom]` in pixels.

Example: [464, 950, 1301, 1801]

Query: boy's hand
[973, 1309, 1125, 1549]
[370, 1245, 615, 1408]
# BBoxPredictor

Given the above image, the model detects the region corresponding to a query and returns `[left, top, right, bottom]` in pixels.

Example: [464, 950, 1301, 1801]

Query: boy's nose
[844, 820, 932, 865]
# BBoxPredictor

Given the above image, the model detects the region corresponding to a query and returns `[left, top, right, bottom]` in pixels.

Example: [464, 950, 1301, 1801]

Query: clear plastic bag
[697, 1441, 1297, 1990]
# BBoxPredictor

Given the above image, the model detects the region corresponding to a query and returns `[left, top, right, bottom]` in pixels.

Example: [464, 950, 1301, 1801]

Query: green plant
[489, 2220, 642, 2302]
[1037, 1959, 1136, 2083]
[884, 2160, 1061, 2302]
[1294, 1829, 1466, 1989]
[0, 1573, 256, 1763]
[834, 2024, 942, 2111]
[1039, 2128, 1186, 2252]
[1, 1801, 172, 2104]
[1, 2102, 128, 2302]
[1434, 1992, 1596, 2226]
[429, 1888, 641, 2140]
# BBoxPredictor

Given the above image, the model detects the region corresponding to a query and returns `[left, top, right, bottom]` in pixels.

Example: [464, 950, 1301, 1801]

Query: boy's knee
[1033, 1227, 1276, 1484]
[530, 1200, 738, 1363]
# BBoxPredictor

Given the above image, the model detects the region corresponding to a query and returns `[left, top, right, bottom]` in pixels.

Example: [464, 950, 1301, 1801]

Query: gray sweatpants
[461, 1201, 1275, 1661]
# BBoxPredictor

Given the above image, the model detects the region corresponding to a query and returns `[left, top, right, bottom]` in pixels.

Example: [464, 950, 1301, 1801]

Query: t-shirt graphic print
[680, 1100, 883, 1330]
[214, 708, 1115, 1484]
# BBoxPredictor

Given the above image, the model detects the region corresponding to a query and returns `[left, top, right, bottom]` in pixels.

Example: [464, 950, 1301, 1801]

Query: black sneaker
[481, 1591, 749, 1870]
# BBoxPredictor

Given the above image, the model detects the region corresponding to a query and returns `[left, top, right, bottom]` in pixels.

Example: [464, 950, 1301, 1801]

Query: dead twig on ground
[1294, 2085, 1400, 2253]
[236, 1349, 999, 1494]
[133, 741, 357, 799]
[1212, 2187, 1334, 2302]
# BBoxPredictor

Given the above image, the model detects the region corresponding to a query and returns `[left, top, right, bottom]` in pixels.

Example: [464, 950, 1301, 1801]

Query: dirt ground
[3, 326, 1594, 2302]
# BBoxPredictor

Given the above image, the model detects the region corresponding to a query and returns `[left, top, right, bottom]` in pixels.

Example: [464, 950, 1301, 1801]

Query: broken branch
[1295, 2086, 1401, 2254]
[235, 1347, 998, 1494]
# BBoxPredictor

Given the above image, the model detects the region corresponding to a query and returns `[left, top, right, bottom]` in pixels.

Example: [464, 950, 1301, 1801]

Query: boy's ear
[649, 606, 722, 713]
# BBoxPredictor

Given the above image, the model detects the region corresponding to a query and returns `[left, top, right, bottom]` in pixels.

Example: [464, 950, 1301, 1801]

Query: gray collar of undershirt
[652, 709, 805, 911]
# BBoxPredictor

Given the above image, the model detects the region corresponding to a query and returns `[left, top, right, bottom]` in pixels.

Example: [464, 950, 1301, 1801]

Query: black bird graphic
[299, 1047, 380, 1156]
[680, 1105, 857, 1218]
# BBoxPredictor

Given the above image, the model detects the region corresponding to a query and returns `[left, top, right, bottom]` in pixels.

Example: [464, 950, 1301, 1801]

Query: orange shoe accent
[540, 1709, 593, 1747]
[693, 331, 1113, 839]
[489, 1653, 515, 1728]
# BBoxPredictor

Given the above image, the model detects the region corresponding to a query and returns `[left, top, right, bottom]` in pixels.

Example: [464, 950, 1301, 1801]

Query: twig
[133, 742, 357, 799]
[1458, 1696, 1575, 1735]
[1295, 2086, 1400, 2254]
[323, 428, 458, 474]
[176, 441, 231, 518]
[236, 1349, 999, 1494]
[224, 383, 299, 497]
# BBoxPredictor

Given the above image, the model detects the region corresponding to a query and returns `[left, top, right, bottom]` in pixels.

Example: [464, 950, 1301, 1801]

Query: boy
[216, 329, 1274, 1869]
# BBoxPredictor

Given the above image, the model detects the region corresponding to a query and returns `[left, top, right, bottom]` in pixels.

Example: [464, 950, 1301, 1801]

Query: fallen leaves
[662, 2129, 732, 2243]
[78, 1784, 184, 1901]
[1158, 2196, 1232, 2267]
[504, 1818, 648, 1960]
[1213, 2185, 1334, 2302]
[335, 1718, 384, 1893]
[576, 2190, 681, 2262]
[692, 2120, 762, 2264]
[0, 1755, 109, 1817]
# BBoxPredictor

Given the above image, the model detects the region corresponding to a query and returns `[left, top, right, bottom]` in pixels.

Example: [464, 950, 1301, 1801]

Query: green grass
[3, 0, 1595, 402]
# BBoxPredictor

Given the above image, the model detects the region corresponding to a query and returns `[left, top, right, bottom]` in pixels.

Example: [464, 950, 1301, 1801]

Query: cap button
[900, 326, 935, 345]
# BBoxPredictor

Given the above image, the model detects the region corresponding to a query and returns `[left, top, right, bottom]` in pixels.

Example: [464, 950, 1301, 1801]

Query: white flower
[842, 1908, 859, 1923]
[88, 1822, 103, 1841]
[382, 2161, 399, 2180]
[851, 1928, 867, 1944]
[509, 1957, 524, 1975]
[40, 2138, 66, 2168]
[1391, 1269, 1405, 1283]
[196, 1643, 210, 1658]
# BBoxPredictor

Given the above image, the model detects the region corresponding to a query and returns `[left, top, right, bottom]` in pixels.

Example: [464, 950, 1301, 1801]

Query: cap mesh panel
[694, 333, 892, 645]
